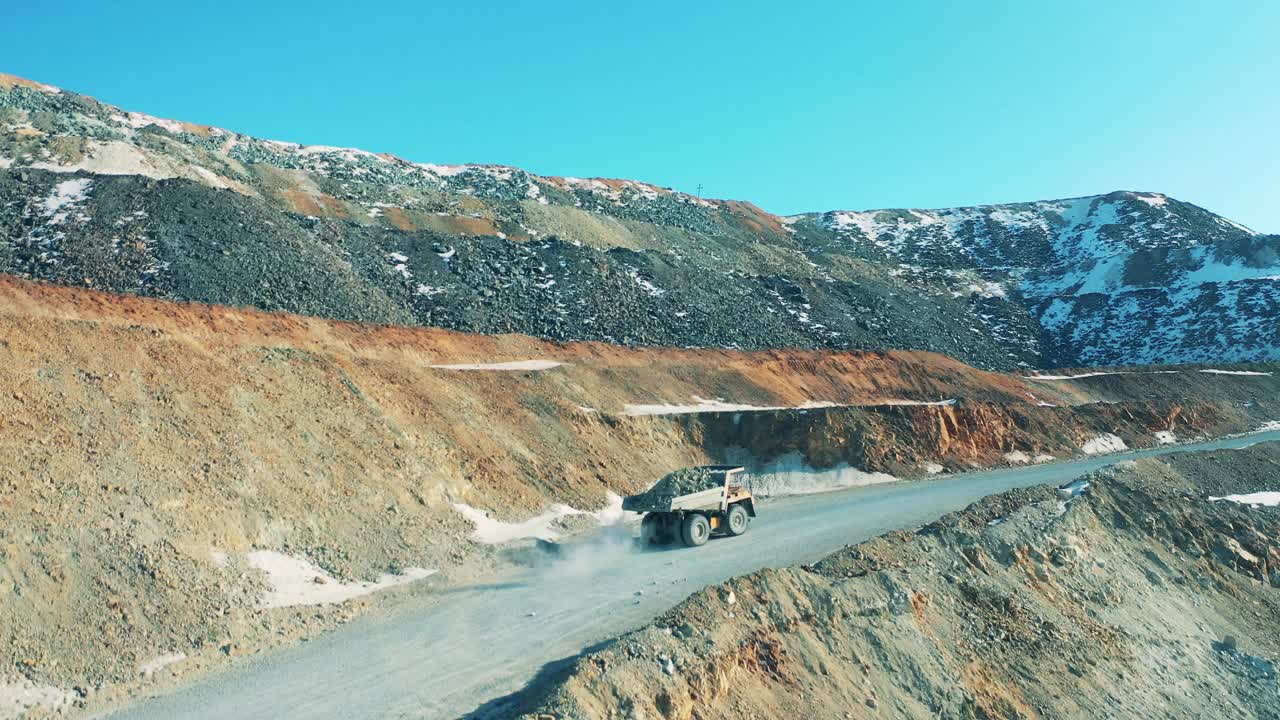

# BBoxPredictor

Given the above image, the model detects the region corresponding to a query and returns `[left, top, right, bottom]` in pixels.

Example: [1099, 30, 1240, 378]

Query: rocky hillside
[2, 275, 1277, 716]
[2, 73, 1276, 370]
[505, 443, 1280, 720]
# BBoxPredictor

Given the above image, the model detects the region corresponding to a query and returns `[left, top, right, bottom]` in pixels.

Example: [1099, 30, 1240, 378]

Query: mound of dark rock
[623, 468, 720, 511]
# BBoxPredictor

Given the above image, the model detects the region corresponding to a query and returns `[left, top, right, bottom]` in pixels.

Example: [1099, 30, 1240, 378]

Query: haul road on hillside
[622, 465, 757, 547]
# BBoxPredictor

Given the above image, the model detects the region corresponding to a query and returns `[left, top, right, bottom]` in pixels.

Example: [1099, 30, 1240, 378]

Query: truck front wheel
[726, 504, 749, 536]
[681, 513, 711, 547]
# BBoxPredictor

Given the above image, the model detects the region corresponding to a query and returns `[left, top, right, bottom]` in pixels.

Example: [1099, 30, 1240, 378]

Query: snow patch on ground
[923, 462, 945, 475]
[247, 551, 436, 609]
[1154, 430, 1178, 445]
[296, 144, 378, 161]
[429, 360, 562, 371]
[139, 652, 187, 677]
[453, 504, 578, 543]
[744, 451, 899, 496]
[1181, 258, 1280, 286]
[1027, 369, 1271, 383]
[40, 178, 93, 224]
[1211, 492, 1280, 507]
[1004, 451, 1031, 464]
[1024, 371, 1120, 381]
[621, 397, 952, 416]
[453, 492, 626, 544]
[1081, 433, 1128, 455]
[1199, 369, 1273, 377]
[628, 269, 665, 297]
[622, 397, 774, 416]
[0, 678, 73, 718]
[417, 163, 468, 177]
[864, 398, 957, 407]
[127, 111, 186, 135]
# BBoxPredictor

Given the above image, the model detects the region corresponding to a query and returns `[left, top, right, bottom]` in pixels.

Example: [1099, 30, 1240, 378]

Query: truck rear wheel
[681, 513, 710, 547]
[640, 514, 661, 544]
[726, 504, 749, 536]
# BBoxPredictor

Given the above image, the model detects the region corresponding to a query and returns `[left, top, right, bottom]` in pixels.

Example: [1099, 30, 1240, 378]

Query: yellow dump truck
[622, 465, 757, 547]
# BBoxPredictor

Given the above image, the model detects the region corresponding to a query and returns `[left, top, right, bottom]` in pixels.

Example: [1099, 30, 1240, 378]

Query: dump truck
[622, 465, 757, 547]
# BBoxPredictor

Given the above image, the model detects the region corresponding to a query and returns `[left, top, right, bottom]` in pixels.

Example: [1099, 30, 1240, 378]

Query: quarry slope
[509, 441, 1280, 720]
[2, 276, 1278, 717]
[3, 73, 1278, 369]
[111, 434, 1280, 720]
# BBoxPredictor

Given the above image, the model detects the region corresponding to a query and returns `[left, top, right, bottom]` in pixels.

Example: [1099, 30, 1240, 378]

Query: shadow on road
[460, 639, 614, 720]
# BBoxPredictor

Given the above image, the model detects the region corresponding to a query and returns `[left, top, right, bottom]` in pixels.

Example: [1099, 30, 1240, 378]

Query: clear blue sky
[6, 1, 1278, 231]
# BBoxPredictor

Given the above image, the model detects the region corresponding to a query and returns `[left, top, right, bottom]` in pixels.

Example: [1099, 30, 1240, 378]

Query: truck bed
[622, 485, 726, 512]
[668, 486, 726, 512]
[620, 465, 747, 513]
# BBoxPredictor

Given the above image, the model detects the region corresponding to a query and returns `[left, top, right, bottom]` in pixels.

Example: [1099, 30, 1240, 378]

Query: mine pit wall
[677, 396, 1279, 491]
[1, 273, 1278, 703]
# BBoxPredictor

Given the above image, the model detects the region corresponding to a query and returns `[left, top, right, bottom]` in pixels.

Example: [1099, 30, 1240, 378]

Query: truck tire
[640, 514, 661, 544]
[726, 504, 749, 536]
[681, 513, 711, 547]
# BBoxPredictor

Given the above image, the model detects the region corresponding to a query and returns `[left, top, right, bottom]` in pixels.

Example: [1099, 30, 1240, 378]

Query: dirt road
[108, 429, 1280, 720]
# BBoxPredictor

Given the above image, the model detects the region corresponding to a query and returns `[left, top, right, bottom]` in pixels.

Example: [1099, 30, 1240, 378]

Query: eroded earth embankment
[0, 275, 1277, 714]
[510, 442, 1280, 720]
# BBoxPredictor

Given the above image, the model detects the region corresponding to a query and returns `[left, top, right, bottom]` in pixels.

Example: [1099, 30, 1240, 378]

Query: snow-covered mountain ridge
[800, 191, 1276, 365]
[1, 73, 1276, 368]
